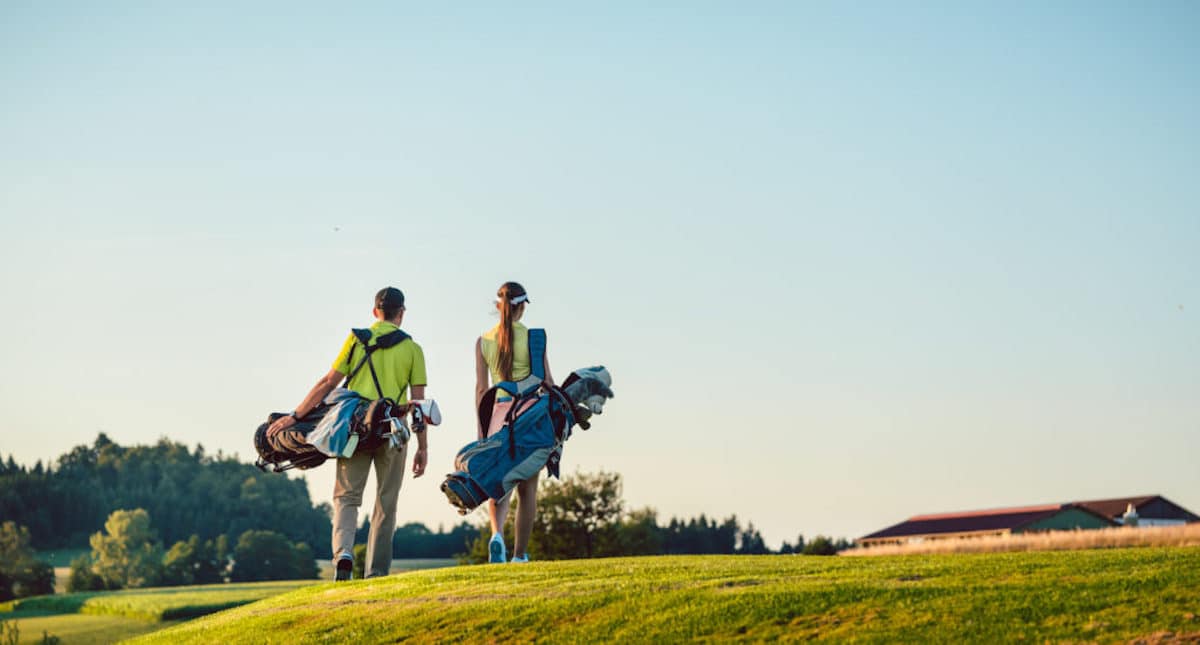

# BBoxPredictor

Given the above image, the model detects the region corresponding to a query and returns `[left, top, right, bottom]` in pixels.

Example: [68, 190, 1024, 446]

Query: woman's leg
[489, 495, 511, 535]
[512, 471, 540, 558]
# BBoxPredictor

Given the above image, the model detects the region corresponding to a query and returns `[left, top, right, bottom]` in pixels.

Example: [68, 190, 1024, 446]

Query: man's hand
[411, 447, 427, 478]
[266, 414, 297, 438]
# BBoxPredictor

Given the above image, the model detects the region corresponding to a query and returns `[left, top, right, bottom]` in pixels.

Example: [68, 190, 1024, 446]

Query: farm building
[858, 494, 1199, 547]
[1075, 495, 1200, 527]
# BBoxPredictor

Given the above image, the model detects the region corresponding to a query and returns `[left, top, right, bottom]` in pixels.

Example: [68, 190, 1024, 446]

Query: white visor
[497, 294, 529, 305]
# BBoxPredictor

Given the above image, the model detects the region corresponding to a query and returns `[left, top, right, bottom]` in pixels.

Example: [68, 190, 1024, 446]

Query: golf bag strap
[505, 394, 541, 458]
[342, 328, 411, 392]
[528, 328, 546, 380]
[475, 329, 546, 440]
[364, 352, 384, 400]
[476, 388, 496, 441]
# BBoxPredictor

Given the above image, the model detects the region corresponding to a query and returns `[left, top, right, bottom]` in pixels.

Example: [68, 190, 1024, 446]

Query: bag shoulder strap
[475, 328, 546, 440]
[342, 328, 411, 396]
[528, 328, 546, 380]
[374, 328, 411, 349]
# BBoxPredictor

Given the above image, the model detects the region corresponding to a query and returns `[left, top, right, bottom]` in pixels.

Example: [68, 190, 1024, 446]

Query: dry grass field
[843, 523, 1200, 557]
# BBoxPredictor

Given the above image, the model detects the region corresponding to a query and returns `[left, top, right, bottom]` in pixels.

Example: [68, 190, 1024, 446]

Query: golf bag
[253, 395, 405, 472]
[254, 326, 418, 473]
[441, 330, 614, 514]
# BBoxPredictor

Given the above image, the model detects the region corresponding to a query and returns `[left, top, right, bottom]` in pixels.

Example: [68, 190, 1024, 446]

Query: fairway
[128, 548, 1200, 643]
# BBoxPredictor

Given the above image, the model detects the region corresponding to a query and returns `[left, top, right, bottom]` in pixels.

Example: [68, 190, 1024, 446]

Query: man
[267, 286, 428, 580]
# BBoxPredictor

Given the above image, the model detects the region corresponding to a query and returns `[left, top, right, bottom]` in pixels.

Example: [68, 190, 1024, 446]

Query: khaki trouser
[332, 442, 407, 578]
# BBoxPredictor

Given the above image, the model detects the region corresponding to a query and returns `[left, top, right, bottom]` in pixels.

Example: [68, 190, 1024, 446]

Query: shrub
[0, 522, 55, 598]
[230, 530, 318, 582]
[66, 555, 106, 592]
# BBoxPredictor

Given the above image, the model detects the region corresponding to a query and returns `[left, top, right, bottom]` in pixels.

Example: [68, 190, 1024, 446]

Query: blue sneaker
[488, 533, 506, 564]
[510, 553, 529, 564]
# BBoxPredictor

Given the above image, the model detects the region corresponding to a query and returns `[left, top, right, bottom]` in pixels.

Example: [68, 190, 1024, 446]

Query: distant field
[33, 549, 90, 568]
[315, 558, 456, 581]
[129, 548, 1200, 643]
[33, 548, 90, 594]
[2, 580, 315, 621]
[0, 614, 179, 645]
[0, 580, 317, 644]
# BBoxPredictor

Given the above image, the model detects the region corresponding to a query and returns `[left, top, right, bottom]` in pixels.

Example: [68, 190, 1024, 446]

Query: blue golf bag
[441, 329, 612, 515]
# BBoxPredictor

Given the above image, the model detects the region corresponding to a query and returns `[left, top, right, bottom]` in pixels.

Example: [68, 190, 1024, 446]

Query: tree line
[0, 435, 331, 557]
[65, 508, 321, 592]
[1, 437, 851, 600]
[463, 471, 851, 562]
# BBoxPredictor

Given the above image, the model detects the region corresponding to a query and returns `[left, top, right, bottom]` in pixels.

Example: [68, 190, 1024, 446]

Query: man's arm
[409, 384, 427, 478]
[266, 369, 343, 436]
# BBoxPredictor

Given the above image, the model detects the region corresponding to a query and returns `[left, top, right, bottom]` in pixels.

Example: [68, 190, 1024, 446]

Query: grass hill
[128, 548, 1200, 643]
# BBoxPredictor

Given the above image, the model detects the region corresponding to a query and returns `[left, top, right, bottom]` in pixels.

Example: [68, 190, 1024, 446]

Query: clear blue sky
[1, 1, 1197, 547]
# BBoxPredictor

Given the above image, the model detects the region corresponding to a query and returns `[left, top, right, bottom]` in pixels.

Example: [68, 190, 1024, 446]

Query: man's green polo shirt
[331, 321, 426, 404]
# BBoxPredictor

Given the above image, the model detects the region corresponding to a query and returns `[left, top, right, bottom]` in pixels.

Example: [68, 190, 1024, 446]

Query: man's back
[332, 320, 427, 404]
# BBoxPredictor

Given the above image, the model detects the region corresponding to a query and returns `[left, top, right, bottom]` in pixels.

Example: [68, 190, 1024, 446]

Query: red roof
[1073, 495, 1160, 519]
[861, 504, 1079, 541]
[908, 503, 1064, 522]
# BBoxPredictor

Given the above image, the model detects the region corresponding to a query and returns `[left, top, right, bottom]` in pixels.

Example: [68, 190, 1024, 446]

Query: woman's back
[480, 320, 531, 384]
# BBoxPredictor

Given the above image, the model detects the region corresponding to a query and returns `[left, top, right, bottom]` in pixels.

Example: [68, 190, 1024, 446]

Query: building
[858, 503, 1113, 547]
[858, 494, 1199, 547]
[1075, 495, 1200, 527]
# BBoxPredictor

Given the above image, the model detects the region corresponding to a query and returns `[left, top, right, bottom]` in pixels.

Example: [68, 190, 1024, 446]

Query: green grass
[0, 580, 316, 622]
[0, 580, 318, 644]
[125, 548, 1200, 643]
[1, 614, 180, 645]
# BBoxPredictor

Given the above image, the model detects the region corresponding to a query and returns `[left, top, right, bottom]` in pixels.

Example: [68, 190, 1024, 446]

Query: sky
[1, 1, 1197, 548]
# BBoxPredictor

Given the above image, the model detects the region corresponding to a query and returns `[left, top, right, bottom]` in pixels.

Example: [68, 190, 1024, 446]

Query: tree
[616, 508, 664, 556]
[0, 436, 333, 557]
[11, 562, 54, 598]
[229, 530, 318, 582]
[393, 522, 476, 559]
[532, 471, 624, 559]
[160, 535, 226, 587]
[194, 536, 229, 585]
[89, 509, 163, 589]
[161, 537, 196, 586]
[0, 522, 54, 599]
[802, 535, 838, 556]
[66, 555, 106, 592]
[737, 523, 769, 555]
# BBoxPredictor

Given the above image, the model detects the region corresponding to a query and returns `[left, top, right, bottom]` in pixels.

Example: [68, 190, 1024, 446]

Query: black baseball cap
[375, 287, 405, 310]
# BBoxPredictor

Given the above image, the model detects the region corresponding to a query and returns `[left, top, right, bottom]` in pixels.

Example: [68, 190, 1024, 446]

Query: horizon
[2, 2, 1197, 549]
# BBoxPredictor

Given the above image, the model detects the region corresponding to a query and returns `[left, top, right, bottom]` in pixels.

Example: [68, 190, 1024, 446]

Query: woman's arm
[474, 338, 489, 437]
[542, 347, 555, 387]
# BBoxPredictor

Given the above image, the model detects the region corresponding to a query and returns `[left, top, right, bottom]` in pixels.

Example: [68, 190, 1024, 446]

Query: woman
[475, 281, 554, 564]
